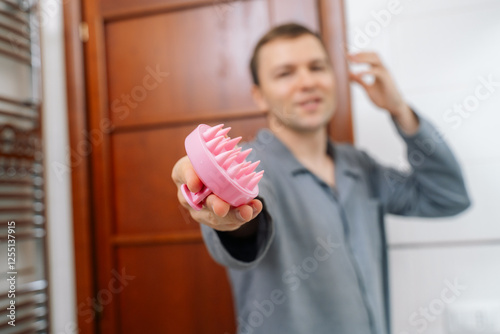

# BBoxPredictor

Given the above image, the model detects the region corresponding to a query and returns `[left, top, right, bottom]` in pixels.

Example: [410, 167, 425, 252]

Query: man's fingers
[348, 52, 383, 68]
[249, 199, 263, 218]
[205, 194, 231, 217]
[205, 195, 263, 222]
[185, 166, 203, 193]
[349, 71, 370, 89]
[171, 156, 203, 193]
[186, 197, 263, 231]
[233, 199, 263, 222]
[354, 68, 382, 77]
[235, 204, 253, 222]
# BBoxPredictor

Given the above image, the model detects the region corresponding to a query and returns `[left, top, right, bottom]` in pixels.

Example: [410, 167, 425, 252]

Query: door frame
[63, 0, 352, 332]
[63, 0, 96, 333]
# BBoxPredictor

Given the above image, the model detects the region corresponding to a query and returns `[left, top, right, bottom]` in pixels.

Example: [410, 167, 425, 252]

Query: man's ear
[251, 85, 269, 111]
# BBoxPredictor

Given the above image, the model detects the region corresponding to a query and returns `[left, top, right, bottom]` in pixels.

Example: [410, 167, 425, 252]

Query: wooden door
[74, 0, 352, 333]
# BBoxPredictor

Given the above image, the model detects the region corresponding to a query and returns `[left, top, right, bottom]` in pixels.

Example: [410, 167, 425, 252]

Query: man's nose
[296, 68, 317, 90]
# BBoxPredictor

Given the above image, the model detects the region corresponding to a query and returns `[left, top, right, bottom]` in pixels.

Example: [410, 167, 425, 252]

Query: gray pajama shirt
[201, 112, 471, 334]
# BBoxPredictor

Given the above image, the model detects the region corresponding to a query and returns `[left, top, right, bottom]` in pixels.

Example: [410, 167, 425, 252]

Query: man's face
[253, 34, 337, 133]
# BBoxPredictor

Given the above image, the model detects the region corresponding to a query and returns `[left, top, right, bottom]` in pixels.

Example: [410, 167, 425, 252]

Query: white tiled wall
[390, 244, 500, 334]
[345, 0, 500, 333]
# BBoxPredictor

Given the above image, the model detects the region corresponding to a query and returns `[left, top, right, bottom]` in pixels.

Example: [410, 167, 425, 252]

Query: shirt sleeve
[200, 175, 276, 270]
[361, 109, 472, 217]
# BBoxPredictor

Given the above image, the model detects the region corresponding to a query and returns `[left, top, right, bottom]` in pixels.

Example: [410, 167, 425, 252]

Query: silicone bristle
[235, 148, 252, 163]
[247, 170, 264, 190]
[238, 172, 256, 188]
[227, 161, 246, 177]
[222, 154, 237, 169]
[202, 124, 224, 141]
[242, 160, 260, 175]
[231, 146, 242, 156]
[214, 137, 230, 155]
[215, 127, 231, 138]
[215, 150, 233, 165]
[222, 147, 241, 169]
[205, 135, 224, 152]
[235, 161, 251, 178]
[224, 136, 242, 151]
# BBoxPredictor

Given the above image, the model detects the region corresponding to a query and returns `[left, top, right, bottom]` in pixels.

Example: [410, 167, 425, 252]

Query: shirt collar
[254, 128, 362, 179]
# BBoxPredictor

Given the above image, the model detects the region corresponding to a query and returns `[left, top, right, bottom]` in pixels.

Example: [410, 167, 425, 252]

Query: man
[171, 23, 470, 334]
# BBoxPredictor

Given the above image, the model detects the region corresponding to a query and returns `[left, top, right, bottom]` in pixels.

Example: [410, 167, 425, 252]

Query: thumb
[185, 163, 204, 193]
[172, 156, 204, 193]
[349, 72, 369, 90]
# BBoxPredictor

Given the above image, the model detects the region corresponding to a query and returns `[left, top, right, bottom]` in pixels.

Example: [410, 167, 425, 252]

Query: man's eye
[277, 71, 291, 78]
[311, 66, 326, 71]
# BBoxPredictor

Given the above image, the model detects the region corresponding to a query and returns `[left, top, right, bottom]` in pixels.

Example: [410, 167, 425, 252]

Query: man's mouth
[297, 97, 322, 111]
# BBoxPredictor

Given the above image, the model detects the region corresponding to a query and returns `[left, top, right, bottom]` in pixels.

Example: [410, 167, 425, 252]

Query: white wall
[40, 0, 77, 332]
[345, 0, 500, 333]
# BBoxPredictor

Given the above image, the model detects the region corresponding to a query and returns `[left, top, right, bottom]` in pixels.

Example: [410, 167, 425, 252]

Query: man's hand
[171, 156, 263, 231]
[348, 52, 419, 135]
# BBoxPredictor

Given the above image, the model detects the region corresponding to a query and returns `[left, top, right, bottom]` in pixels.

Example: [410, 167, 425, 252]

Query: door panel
[269, 0, 320, 30]
[116, 243, 234, 334]
[100, 0, 214, 18]
[78, 0, 351, 333]
[105, 1, 270, 128]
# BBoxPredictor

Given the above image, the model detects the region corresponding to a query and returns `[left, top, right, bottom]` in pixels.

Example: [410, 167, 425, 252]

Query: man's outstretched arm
[172, 155, 274, 268]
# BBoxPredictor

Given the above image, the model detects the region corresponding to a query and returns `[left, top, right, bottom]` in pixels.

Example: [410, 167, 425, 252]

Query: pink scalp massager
[181, 124, 264, 211]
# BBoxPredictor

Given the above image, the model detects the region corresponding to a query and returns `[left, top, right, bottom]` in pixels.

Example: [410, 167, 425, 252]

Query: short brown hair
[249, 23, 328, 86]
